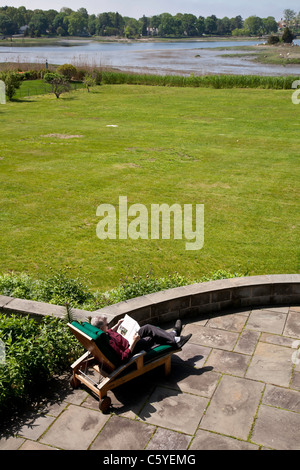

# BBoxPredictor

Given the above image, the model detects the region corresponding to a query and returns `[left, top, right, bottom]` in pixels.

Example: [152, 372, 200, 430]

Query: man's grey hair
[91, 315, 108, 330]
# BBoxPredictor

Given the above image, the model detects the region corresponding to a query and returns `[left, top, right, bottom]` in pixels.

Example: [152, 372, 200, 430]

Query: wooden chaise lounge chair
[68, 321, 181, 412]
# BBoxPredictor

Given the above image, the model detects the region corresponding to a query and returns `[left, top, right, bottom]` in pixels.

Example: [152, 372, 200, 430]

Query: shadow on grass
[10, 97, 37, 103]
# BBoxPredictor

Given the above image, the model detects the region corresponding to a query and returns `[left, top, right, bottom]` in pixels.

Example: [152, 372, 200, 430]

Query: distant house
[19, 25, 29, 35]
[278, 20, 287, 31]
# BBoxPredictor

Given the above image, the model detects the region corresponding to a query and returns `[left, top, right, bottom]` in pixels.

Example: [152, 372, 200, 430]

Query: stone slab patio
[1, 305, 300, 450]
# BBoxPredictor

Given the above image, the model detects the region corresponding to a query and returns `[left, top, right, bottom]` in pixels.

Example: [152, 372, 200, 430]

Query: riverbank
[218, 43, 300, 66]
[0, 35, 264, 47]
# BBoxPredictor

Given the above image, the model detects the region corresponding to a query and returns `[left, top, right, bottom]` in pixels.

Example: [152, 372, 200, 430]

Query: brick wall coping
[0, 274, 299, 327]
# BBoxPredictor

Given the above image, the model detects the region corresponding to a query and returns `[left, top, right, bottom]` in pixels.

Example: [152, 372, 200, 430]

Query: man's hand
[133, 332, 140, 342]
[129, 332, 140, 352]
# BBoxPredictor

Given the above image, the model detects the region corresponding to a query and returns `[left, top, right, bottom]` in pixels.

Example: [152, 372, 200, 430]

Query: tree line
[0, 6, 284, 39]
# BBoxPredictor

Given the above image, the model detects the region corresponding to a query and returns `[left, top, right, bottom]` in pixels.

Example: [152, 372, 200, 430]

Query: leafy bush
[22, 70, 39, 80]
[0, 71, 23, 100]
[267, 35, 280, 45]
[57, 63, 78, 80]
[0, 314, 83, 414]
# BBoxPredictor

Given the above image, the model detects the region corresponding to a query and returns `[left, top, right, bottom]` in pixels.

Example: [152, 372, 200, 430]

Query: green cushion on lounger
[144, 344, 175, 362]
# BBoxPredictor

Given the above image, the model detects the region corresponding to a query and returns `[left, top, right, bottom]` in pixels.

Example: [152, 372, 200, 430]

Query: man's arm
[129, 332, 140, 353]
[111, 318, 124, 332]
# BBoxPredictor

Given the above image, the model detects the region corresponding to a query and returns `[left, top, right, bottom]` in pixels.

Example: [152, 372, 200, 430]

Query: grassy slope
[0, 85, 299, 290]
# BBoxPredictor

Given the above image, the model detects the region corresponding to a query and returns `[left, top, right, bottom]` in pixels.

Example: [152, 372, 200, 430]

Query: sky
[0, 0, 297, 21]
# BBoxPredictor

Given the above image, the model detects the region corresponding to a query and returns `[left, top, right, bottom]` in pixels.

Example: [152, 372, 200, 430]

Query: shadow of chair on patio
[109, 354, 213, 417]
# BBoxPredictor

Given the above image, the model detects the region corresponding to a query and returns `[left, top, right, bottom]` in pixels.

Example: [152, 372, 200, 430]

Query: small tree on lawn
[83, 73, 96, 92]
[44, 72, 71, 98]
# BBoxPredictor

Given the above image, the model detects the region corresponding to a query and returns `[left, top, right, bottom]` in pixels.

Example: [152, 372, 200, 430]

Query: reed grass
[100, 71, 299, 90]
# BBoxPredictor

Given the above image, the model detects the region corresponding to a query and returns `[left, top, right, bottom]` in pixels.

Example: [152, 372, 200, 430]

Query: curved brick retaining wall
[0, 274, 299, 326]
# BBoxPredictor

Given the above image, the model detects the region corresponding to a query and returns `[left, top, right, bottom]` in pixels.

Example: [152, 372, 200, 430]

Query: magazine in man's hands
[117, 314, 140, 344]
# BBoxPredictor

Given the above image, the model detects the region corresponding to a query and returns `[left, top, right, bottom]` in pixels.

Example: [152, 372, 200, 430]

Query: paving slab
[234, 329, 260, 355]
[262, 384, 300, 412]
[146, 427, 192, 450]
[158, 362, 221, 397]
[190, 429, 259, 450]
[246, 341, 294, 387]
[0, 436, 25, 450]
[283, 310, 300, 338]
[205, 349, 250, 377]
[40, 404, 109, 450]
[90, 415, 154, 450]
[291, 371, 300, 390]
[17, 413, 56, 441]
[245, 309, 287, 334]
[183, 324, 238, 350]
[260, 332, 297, 348]
[200, 375, 264, 441]
[207, 312, 247, 332]
[20, 440, 58, 450]
[138, 386, 209, 435]
[251, 404, 300, 450]
[172, 343, 211, 368]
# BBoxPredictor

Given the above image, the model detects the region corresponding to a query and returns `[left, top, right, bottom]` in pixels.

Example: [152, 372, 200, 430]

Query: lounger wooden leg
[70, 371, 80, 389]
[99, 395, 111, 412]
[164, 356, 172, 376]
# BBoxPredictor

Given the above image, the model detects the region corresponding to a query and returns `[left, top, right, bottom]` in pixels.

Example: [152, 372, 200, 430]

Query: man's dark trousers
[133, 324, 177, 353]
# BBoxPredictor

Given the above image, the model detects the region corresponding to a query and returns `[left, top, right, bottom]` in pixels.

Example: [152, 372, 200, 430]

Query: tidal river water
[1, 38, 300, 76]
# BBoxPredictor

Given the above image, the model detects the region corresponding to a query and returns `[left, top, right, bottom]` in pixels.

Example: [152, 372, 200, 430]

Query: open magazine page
[117, 314, 140, 344]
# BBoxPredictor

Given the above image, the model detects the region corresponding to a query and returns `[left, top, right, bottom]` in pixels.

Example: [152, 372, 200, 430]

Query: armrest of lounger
[99, 350, 147, 383]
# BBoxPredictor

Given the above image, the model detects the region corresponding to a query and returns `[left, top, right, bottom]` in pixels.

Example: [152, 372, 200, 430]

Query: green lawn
[15, 79, 84, 98]
[0, 84, 299, 290]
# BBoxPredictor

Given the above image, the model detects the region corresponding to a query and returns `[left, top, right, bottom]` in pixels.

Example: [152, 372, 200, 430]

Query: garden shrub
[267, 35, 280, 45]
[0, 314, 83, 414]
[57, 63, 78, 80]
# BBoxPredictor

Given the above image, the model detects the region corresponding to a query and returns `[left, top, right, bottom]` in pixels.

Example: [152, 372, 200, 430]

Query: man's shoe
[173, 319, 182, 336]
[177, 334, 192, 349]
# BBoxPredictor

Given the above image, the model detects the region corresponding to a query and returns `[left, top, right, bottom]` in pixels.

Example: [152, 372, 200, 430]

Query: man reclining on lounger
[91, 315, 192, 363]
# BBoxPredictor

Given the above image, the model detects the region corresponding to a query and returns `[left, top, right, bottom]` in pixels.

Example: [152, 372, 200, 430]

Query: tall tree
[244, 15, 263, 35]
[28, 11, 48, 36]
[0, 13, 15, 35]
[197, 16, 205, 35]
[67, 10, 88, 36]
[262, 17, 278, 34]
[140, 15, 148, 36]
[283, 9, 296, 23]
[204, 15, 218, 34]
